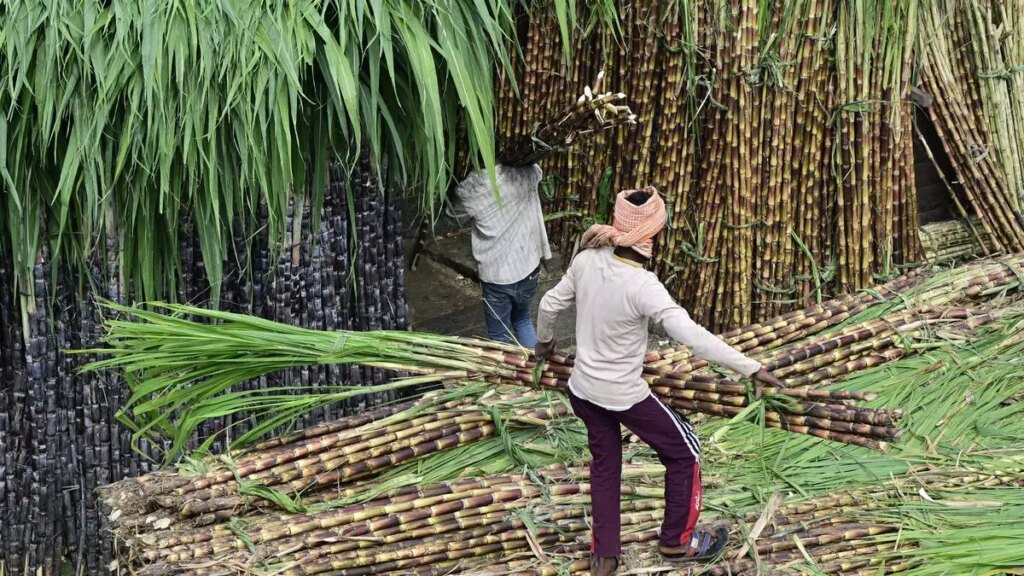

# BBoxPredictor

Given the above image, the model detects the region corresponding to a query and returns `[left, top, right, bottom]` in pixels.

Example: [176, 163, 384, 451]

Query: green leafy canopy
[0, 0, 589, 305]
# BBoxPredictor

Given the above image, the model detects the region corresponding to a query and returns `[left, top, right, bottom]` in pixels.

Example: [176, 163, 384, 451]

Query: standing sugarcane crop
[534, 187, 785, 574]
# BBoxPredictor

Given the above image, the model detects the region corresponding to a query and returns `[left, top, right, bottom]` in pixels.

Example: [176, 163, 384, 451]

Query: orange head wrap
[580, 186, 666, 258]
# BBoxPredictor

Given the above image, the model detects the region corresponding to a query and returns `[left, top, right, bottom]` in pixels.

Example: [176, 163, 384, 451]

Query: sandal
[658, 526, 730, 561]
[590, 555, 619, 576]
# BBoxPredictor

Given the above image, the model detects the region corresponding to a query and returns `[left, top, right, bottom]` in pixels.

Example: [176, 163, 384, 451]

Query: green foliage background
[0, 0, 605, 307]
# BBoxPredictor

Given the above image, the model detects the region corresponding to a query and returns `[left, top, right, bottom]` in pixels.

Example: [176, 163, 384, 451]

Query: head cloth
[580, 186, 666, 258]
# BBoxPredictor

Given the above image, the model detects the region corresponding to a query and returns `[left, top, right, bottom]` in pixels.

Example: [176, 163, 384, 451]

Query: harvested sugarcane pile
[100, 390, 585, 540]
[93, 255, 1024, 462]
[91, 304, 905, 454]
[918, 218, 988, 263]
[99, 264, 1024, 574]
[456, 461, 1024, 576]
[502, 0, 1019, 329]
[702, 468, 1024, 576]
[104, 454, 666, 575]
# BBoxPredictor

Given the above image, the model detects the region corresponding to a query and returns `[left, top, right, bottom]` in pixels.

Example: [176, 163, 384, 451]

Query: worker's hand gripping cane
[534, 339, 556, 359]
[752, 368, 786, 400]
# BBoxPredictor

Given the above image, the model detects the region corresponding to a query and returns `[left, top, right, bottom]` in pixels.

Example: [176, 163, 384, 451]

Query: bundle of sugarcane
[505, 1, 933, 330]
[90, 255, 1024, 463]
[918, 218, 988, 263]
[470, 259, 1022, 446]
[674, 0, 923, 328]
[100, 295, 1024, 576]
[517, 363, 902, 449]
[705, 463, 1024, 576]
[496, 72, 637, 168]
[99, 388, 664, 575]
[89, 296, 911, 456]
[749, 0, 808, 321]
[731, 254, 1024, 344]
[961, 1, 1024, 214]
[541, 304, 998, 449]
[921, 0, 1024, 253]
[651, 0, 702, 279]
[645, 267, 930, 371]
[648, 303, 993, 388]
[107, 473, 665, 576]
[633, 256, 1024, 402]
[555, 257, 1012, 382]
[691, 0, 762, 329]
[112, 451, 1023, 575]
[616, 2, 660, 186]
[402, 459, 1024, 576]
[888, 254, 1024, 306]
[0, 161, 412, 574]
[102, 389, 576, 531]
[831, 1, 921, 292]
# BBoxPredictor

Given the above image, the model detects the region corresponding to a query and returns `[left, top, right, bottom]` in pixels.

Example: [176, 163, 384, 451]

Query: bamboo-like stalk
[668, 396, 898, 435]
[180, 425, 502, 519]
[180, 403, 482, 495]
[922, 0, 1024, 252]
[665, 399, 893, 449]
[246, 398, 426, 452]
[156, 485, 552, 559]
[651, 378, 876, 402]
[265, 498, 665, 567]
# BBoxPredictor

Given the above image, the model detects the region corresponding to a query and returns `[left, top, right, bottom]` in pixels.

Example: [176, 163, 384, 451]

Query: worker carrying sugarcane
[450, 164, 550, 347]
[534, 186, 784, 575]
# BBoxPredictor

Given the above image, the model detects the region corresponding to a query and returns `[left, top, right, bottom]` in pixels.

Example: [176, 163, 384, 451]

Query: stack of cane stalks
[921, 0, 1024, 253]
[703, 468, 1024, 576]
[106, 459, 668, 576]
[101, 428, 1024, 575]
[95, 256, 1024, 465]
[502, 1, 933, 329]
[96, 306, 909, 454]
[918, 218, 988, 263]
[98, 255, 1024, 575]
[497, 72, 637, 168]
[527, 258, 1021, 449]
[453, 462, 1024, 576]
[102, 391, 621, 575]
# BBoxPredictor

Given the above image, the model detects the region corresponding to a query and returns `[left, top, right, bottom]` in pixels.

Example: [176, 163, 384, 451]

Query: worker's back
[454, 165, 551, 285]
[568, 247, 661, 410]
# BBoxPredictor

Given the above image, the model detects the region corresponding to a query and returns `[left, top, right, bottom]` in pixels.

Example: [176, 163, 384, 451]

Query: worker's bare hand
[752, 368, 786, 400]
[534, 339, 556, 360]
[754, 368, 785, 388]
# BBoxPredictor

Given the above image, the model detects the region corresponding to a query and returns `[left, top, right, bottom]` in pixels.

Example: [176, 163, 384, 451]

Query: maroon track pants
[569, 390, 702, 557]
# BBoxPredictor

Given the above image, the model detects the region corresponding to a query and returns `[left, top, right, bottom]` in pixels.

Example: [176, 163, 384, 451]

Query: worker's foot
[658, 527, 729, 561]
[590, 555, 619, 576]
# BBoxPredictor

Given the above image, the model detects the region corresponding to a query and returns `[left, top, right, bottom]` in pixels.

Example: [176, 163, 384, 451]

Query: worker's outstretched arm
[639, 280, 783, 388]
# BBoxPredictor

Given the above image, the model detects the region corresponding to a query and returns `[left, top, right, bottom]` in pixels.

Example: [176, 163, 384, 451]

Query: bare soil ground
[404, 234, 577, 348]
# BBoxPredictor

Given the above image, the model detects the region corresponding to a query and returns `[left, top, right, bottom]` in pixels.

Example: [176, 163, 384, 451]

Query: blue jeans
[481, 267, 540, 347]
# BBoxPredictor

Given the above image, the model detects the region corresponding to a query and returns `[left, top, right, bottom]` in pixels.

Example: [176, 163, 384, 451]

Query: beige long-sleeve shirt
[536, 247, 761, 410]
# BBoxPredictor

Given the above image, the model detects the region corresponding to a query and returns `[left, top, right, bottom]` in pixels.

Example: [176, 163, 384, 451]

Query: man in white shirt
[451, 164, 551, 347]
[534, 187, 784, 575]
